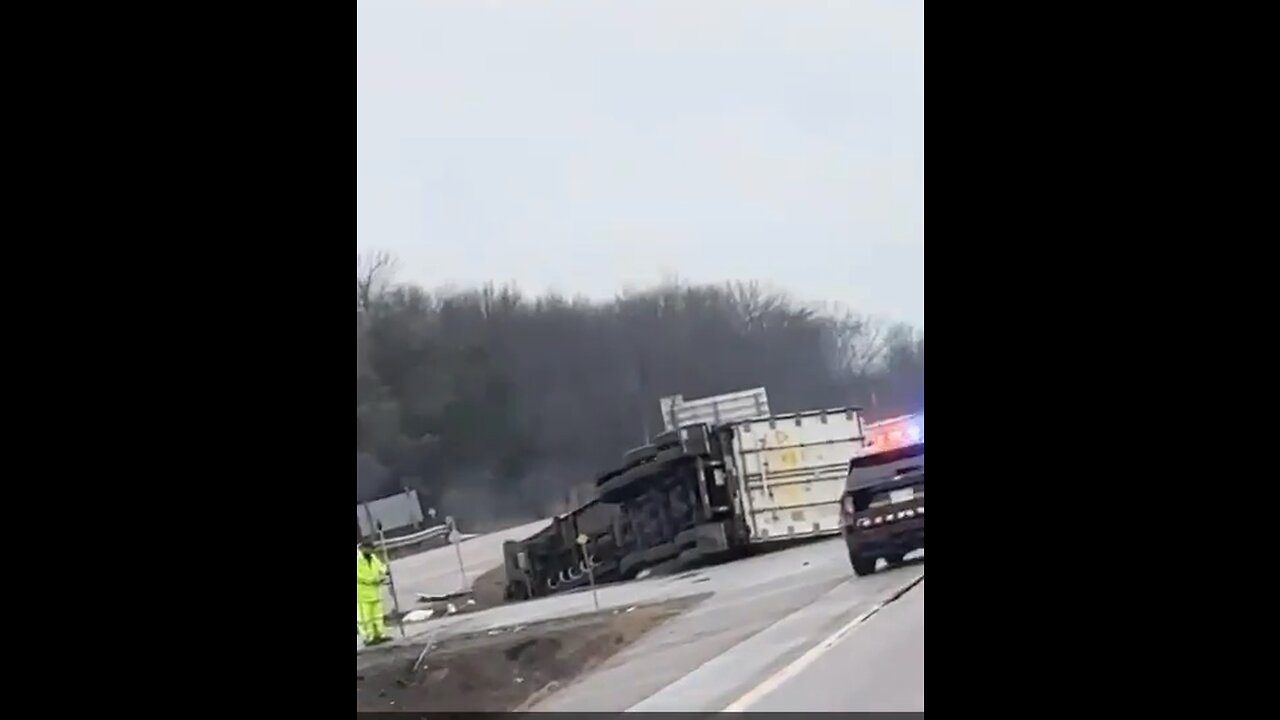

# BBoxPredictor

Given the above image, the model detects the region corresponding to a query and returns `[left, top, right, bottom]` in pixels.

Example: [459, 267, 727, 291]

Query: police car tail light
[840, 494, 856, 524]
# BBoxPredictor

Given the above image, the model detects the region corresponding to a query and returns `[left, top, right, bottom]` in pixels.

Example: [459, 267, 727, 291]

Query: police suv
[838, 413, 924, 576]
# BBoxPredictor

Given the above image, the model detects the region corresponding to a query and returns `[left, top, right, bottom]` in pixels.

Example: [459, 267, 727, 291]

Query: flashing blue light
[906, 424, 922, 441]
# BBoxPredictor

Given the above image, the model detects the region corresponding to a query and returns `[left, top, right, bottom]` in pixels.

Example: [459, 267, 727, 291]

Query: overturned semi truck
[503, 390, 867, 600]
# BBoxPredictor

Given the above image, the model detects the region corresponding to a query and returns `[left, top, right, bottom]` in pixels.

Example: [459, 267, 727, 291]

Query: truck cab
[838, 413, 924, 576]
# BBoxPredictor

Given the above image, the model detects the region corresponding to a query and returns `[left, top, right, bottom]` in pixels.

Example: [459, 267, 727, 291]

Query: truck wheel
[885, 554, 903, 566]
[651, 429, 680, 450]
[674, 527, 699, 549]
[623, 444, 657, 465]
[677, 545, 703, 567]
[598, 459, 667, 502]
[642, 541, 678, 564]
[594, 466, 625, 488]
[619, 551, 646, 579]
[655, 446, 686, 464]
[850, 553, 877, 577]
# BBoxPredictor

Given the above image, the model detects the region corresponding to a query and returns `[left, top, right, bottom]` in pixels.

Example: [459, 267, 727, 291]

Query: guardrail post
[375, 521, 406, 639]
[447, 516, 468, 591]
[578, 534, 599, 610]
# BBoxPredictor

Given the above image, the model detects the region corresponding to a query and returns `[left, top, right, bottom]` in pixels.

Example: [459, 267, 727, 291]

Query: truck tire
[595, 465, 626, 488]
[850, 553, 877, 577]
[655, 446, 685, 464]
[623, 444, 657, 465]
[619, 550, 646, 579]
[642, 541, 678, 565]
[598, 459, 668, 502]
[651, 429, 680, 450]
[885, 554, 904, 567]
[677, 545, 703, 567]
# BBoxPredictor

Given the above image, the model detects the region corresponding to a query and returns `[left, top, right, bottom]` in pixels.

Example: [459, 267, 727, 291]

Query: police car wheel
[850, 553, 877, 576]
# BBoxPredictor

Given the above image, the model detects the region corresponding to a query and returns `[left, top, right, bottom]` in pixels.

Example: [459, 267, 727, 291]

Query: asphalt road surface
[737, 578, 924, 711]
[534, 545, 923, 711]
[367, 520, 923, 712]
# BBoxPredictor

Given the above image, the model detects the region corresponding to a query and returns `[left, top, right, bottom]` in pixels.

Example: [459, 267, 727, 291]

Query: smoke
[356, 452, 396, 503]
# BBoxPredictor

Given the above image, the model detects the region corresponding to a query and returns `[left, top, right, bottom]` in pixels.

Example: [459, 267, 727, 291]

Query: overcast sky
[357, 0, 923, 327]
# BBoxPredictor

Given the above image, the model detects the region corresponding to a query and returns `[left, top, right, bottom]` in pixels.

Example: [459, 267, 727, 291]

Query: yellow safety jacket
[357, 550, 387, 603]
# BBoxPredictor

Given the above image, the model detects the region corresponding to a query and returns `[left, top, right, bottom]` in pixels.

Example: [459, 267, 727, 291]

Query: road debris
[417, 590, 472, 604]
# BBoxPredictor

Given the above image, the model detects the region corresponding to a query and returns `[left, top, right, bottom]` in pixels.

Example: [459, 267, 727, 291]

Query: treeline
[356, 253, 923, 529]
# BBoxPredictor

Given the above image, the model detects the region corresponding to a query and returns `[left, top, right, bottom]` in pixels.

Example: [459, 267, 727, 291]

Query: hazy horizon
[358, 0, 923, 326]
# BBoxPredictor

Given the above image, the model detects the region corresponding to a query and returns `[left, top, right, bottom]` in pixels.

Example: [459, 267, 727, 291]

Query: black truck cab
[839, 414, 924, 576]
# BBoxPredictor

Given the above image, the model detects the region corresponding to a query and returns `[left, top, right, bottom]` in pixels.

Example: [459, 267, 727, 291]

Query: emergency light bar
[863, 413, 924, 452]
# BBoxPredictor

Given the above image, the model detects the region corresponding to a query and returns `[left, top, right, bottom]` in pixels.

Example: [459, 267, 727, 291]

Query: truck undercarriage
[503, 397, 868, 601]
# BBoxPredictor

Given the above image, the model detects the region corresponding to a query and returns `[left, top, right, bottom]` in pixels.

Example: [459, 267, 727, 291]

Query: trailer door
[731, 408, 865, 543]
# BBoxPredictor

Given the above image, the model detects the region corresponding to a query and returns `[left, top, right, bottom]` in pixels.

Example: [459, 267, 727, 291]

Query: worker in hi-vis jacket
[356, 541, 390, 645]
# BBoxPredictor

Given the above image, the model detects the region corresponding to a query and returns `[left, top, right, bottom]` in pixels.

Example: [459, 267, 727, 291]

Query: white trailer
[723, 408, 866, 544]
[577, 395, 869, 581]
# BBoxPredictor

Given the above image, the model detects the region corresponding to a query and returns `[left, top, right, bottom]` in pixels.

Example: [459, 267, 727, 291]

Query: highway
[528, 542, 922, 712]
[370, 523, 923, 712]
[733, 577, 924, 711]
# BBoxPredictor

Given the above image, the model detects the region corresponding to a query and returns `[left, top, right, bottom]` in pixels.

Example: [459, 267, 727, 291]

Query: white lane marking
[622, 578, 851, 712]
[721, 572, 924, 713]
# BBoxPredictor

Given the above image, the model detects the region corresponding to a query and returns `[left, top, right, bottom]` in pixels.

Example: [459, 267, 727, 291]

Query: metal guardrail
[360, 521, 482, 555]
[372, 523, 450, 550]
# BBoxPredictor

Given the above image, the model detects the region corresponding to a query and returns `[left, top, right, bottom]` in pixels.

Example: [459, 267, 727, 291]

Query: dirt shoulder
[357, 594, 704, 712]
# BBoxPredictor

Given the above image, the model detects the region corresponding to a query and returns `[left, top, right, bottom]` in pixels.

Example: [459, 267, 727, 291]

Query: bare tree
[354, 272, 923, 525]
[356, 251, 396, 312]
